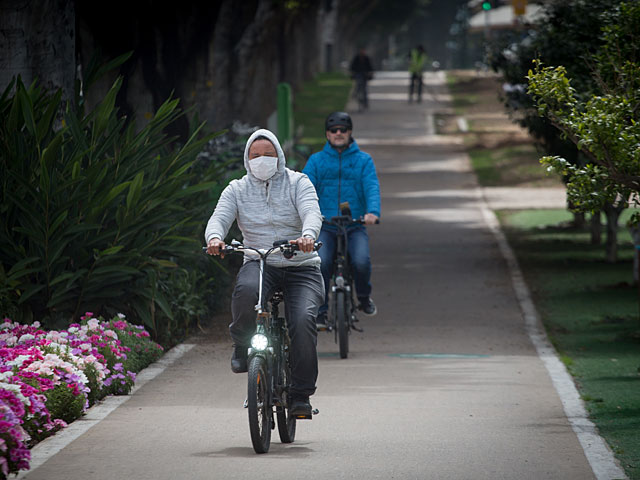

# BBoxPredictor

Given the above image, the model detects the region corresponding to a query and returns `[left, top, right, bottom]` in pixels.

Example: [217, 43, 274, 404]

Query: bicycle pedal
[312, 408, 319, 415]
[295, 413, 313, 420]
[243, 398, 248, 408]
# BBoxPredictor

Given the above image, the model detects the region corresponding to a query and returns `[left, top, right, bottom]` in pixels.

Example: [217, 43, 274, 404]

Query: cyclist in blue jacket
[303, 112, 380, 330]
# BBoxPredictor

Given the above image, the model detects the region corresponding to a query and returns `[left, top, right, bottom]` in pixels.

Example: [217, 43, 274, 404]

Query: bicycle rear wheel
[277, 339, 296, 443]
[336, 290, 349, 358]
[357, 87, 366, 112]
[247, 356, 272, 453]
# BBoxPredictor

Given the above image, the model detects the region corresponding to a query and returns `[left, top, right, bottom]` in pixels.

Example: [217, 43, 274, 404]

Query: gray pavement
[23, 72, 599, 480]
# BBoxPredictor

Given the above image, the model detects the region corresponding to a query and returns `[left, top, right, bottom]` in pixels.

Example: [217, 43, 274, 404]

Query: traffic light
[482, 1, 492, 10]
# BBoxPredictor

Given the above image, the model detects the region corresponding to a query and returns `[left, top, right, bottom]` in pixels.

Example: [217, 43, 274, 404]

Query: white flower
[0, 382, 31, 406]
[7, 355, 32, 368]
[117, 313, 126, 319]
[18, 334, 35, 343]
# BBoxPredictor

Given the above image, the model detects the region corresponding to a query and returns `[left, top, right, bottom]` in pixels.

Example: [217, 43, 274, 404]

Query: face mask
[250, 155, 278, 181]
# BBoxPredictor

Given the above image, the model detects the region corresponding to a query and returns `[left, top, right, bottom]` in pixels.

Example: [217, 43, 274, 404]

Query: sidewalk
[21, 71, 620, 480]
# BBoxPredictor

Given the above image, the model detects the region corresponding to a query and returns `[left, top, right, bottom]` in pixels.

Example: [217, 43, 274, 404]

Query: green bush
[0, 60, 233, 342]
[44, 384, 86, 425]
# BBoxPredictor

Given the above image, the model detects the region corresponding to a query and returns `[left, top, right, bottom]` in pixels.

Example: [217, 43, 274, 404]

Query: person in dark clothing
[349, 48, 374, 109]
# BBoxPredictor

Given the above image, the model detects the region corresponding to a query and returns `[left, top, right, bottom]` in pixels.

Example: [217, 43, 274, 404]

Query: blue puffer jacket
[303, 139, 380, 221]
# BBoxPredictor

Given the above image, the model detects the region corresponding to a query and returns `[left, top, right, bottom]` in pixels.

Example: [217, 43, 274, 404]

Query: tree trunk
[590, 211, 602, 245]
[630, 226, 640, 284]
[603, 203, 624, 263]
[5, 1, 323, 134]
[0, 0, 75, 99]
[572, 211, 585, 229]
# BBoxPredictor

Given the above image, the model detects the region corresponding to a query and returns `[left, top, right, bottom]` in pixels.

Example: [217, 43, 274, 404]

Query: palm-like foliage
[0, 67, 228, 335]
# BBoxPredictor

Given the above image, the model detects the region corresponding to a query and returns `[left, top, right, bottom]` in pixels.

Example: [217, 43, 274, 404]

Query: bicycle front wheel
[277, 336, 296, 443]
[336, 290, 349, 359]
[247, 356, 272, 453]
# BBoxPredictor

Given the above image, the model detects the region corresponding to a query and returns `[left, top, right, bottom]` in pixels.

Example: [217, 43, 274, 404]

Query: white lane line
[17, 343, 196, 478]
[475, 188, 628, 480]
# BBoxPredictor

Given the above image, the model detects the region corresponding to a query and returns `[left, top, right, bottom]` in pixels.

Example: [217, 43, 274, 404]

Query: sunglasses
[328, 127, 349, 134]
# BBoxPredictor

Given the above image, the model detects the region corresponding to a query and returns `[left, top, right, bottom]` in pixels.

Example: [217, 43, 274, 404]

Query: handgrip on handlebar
[278, 240, 322, 259]
[202, 245, 235, 255]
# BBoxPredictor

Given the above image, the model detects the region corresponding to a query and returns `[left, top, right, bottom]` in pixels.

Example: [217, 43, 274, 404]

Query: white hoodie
[205, 129, 322, 267]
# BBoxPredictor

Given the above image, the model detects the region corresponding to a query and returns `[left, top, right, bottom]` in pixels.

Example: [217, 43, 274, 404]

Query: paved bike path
[22, 72, 611, 479]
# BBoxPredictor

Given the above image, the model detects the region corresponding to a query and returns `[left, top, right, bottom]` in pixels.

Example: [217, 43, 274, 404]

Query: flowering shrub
[0, 313, 163, 479]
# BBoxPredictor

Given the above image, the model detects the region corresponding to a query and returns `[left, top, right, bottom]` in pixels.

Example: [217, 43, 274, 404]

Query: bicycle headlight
[250, 333, 269, 351]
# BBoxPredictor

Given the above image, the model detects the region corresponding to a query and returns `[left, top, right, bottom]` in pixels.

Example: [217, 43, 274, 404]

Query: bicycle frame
[204, 239, 320, 452]
[219, 241, 289, 391]
[324, 216, 362, 338]
[353, 73, 368, 112]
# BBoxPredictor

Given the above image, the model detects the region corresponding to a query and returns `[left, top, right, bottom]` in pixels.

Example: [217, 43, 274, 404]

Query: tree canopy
[527, 2, 640, 220]
[488, 0, 620, 163]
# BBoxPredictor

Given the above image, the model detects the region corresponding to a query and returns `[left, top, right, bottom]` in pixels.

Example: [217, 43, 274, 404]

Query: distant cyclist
[349, 48, 374, 110]
[408, 44, 427, 103]
[302, 112, 381, 330]
[205, 129, 324, 417]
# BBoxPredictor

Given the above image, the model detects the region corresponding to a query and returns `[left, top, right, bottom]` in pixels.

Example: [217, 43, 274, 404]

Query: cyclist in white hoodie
[205, 129, 323, 416]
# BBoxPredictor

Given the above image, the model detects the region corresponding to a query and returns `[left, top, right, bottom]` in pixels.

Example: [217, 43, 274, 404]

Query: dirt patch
[440, 70, 563, 189]
[440, 70, 532, 150]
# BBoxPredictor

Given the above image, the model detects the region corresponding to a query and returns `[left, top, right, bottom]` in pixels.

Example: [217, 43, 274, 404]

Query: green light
[482, 1, 492, 10]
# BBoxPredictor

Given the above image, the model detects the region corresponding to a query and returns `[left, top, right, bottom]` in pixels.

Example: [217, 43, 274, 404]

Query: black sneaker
[316, 312, 328, 331]
[230, 344, 248, 373]
[290, 395, 312, 417]
[358, 297, 377, 316]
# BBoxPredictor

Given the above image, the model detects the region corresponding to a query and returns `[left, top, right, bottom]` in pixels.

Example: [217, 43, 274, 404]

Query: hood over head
[243, 129, 286, 179]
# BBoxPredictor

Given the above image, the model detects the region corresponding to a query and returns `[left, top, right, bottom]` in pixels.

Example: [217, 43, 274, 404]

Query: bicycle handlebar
[203, 240, 322, 259]
[323, 215, 380, 227]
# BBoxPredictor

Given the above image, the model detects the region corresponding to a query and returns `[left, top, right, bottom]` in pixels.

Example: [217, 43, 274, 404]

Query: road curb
[475, 187, 628, 480]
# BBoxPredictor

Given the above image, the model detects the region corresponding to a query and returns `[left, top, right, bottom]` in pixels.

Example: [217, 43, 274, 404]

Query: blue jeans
[318, 225, 372, 314]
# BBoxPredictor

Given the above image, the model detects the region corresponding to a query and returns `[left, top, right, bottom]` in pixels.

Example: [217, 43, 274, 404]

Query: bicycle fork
[332, 274, 362, 333]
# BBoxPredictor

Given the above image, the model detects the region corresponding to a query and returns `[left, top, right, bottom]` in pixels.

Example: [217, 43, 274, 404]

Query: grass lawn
[292, 72, 351, 162]
[499, 209, 640, 478]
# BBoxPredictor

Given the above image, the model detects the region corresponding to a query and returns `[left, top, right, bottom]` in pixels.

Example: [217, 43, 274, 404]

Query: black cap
[325, 111, 353, 131]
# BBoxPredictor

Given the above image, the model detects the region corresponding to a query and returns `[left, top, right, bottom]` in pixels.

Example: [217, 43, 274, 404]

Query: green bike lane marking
[389, 353, 490, 359]
[318, 352, 490, 359]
